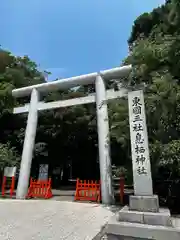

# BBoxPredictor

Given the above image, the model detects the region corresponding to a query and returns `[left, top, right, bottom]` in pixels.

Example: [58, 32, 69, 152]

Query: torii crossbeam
[12, 65, 132, 204]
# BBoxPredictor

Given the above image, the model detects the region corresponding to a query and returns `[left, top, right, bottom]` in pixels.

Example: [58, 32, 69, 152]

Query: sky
[0, 0, 165, 81]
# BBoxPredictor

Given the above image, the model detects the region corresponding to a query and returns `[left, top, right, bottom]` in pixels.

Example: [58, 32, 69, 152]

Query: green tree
[0, 143, 20, 169]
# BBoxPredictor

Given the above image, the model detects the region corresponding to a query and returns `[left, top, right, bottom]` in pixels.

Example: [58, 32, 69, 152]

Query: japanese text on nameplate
[131, 96, 147, 176]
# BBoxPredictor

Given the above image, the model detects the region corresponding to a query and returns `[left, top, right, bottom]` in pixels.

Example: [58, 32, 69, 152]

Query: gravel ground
[0, 200, 114, 240]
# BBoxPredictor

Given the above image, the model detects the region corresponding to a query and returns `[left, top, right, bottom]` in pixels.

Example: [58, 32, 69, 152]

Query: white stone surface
[4, 167, 16, 177]
[13, 89, 128, 114]
[0, 200, 114, 240]
[172, 217, 180, 229]
[128, 90, 153, 196]
[95, 75, 113, 205]
[106, 215, 180, 240]
[16, 88, 39, 199]
[116, 206, 172, 227]
[12, 65, 132, 98]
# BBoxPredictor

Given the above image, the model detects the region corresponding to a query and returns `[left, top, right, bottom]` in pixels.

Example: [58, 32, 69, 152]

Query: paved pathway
[172, 217, 180, 229]
[51, 189, 75, 202]
[0, 200, 114, 240]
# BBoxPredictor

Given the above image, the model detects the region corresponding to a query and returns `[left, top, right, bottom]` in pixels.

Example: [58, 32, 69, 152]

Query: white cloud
[158, 0, 165, 4]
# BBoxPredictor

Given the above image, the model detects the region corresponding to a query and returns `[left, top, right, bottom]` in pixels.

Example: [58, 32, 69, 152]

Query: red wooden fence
[74, 179, 101, 203]
[26, 178, 52, 199]
[1, 176, 15, 198]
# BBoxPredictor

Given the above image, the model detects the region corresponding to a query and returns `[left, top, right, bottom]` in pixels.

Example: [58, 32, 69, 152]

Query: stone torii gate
[12, 65, 132, 204]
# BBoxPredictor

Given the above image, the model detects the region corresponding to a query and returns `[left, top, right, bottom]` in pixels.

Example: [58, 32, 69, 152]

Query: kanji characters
[133, 115, 142, 122]
[130, 94, 148, 177]
[133, 123, 143, 132]
[135, 145, 145, 154]
[132, 106, 141, 115]
[132, 97, 142, 107]
[137, 166, 147, 175]
[136, 155, 146, 164]
[135, 133, 144, 144]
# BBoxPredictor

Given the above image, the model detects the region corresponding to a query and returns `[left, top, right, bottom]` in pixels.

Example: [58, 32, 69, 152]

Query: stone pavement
[51, 189, 75, 202]
[172, 217, 180, 229]
[0, 199, 114, 240]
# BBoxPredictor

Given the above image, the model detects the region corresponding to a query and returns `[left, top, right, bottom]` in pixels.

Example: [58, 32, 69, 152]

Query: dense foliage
[1, 1, 180, 207]
[124, 0, 180, 180]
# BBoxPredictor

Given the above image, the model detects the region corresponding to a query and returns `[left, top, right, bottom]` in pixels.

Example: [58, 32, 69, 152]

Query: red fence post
[74, 178, 101, 203]
[26, 178, 52, 199]
[2, 176, 6, 197]
[10, 176, 15, 198]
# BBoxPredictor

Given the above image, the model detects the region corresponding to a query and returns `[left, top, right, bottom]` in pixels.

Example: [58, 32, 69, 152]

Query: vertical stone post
[16, 88, 39, 199]
[128, 90, 158, 212]
[105, 90, 173, 239]
[128, 90, 153, 196]
[95, 74, 113, 205]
